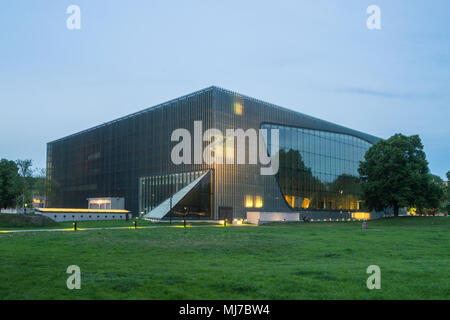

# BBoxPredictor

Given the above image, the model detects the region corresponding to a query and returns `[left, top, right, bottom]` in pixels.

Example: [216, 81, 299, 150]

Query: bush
[0, 214, 57, 228]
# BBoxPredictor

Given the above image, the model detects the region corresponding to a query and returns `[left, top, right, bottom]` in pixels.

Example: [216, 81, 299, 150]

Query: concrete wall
[37, 212, 132, 222]
[247, 212, 300, 224]
[88, 197, 125, 210]
[246, 210, 390, 224]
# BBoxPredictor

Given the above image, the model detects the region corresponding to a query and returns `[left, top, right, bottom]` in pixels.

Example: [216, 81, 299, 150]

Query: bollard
[133, 220, 137, 229]
[73, 222, 77, 232]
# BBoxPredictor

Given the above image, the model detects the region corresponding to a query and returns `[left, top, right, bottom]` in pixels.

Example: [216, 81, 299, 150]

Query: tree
[444, 171, 450, 214]
[420, 174, 446, 215]
[16, 159, 33, 208]
[32, 168, 47, 196]
[358, 134, 434, 217]
[0, 159, 21, 209]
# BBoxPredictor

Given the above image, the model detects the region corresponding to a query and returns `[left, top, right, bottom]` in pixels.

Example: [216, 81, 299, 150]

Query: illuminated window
[234, 102, 243, 115]
[284, 195, 295, 207]
[245, 195, 253, 208]
[302, 198, 310, 209]
[351, 212, 370, 220]
[254, 196, 263, 208]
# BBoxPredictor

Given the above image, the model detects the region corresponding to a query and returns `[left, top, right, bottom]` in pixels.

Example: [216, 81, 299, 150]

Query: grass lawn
[0, 217, 448, 299]
[0, 216, 160, 230]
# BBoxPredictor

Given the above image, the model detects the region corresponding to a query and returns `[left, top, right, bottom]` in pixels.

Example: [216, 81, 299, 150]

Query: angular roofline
[48, 86, 216, 144]
[211, 86, 380, 144]
[48, 85, 379, 144]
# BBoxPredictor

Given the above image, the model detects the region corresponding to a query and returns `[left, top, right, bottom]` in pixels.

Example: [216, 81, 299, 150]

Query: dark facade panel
[47, 88, 215, 213]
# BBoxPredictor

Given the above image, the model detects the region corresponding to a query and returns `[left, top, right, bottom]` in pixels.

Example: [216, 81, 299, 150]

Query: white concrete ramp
[143, 172, 209, 220]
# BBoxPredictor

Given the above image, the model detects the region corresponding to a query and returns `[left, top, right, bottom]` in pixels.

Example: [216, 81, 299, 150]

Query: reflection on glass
[139, 170, 211, 219]
[262, 124, 371, 211]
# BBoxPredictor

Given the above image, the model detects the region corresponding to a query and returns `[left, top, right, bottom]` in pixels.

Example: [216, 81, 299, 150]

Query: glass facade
[262, 124, 372, 211]
[139, 170, 212, 219]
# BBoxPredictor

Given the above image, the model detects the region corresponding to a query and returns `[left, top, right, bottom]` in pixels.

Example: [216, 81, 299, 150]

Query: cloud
[332, 87, 445, 100]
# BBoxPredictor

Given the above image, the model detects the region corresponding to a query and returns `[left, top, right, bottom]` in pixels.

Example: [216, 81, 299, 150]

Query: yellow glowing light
[69, 228, 84, 231]
[409, 208, 417, 215]
[89, 199, 111, 205]
[234, 102, 243, 115]
[284, 195, 295, 208]
[351, 212, 371, 220]
[254, 195, 263, 208]
[302, 198, 310, 209]
[33, 199, 41, 204]
[245, 195, 254, 208]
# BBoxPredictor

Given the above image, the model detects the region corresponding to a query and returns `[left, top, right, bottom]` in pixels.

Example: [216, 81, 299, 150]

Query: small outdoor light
[73, 222, 77, 231]
[133, 220, 137, 229]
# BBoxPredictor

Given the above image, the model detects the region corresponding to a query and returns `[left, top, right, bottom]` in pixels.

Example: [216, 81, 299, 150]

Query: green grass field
[0, 217, 448, 300]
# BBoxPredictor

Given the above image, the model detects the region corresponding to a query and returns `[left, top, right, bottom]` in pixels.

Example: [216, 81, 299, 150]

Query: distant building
[87, 197, 124, 210]
[32, 196, 45, 209]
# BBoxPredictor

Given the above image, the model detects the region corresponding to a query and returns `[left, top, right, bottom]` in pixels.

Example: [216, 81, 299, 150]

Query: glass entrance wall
[139, 170, 209, 216]
[167, 172, 213, 220]
[262, 124, 372, 211]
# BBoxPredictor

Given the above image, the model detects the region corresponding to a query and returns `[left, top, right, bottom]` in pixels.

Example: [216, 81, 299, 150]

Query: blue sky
[0, 0, 449, 179]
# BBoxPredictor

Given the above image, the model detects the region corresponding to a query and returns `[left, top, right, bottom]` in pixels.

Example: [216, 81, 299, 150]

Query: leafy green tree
[0, 159, 21, 209]
[277, 149, 324, 208]
[327, 174, 361, 210]
[444, 171, 450, 213]
[420, 174, 446, 215]
[16, 159, 33, 208]
[32, 168, 46, 196]
[358, 134, 433, 217]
